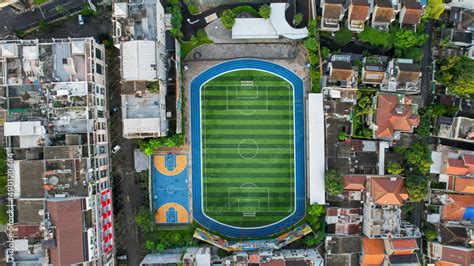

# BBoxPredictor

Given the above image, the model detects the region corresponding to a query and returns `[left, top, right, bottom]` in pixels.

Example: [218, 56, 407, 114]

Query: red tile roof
[453, 177, 474, 194]
[47, 198, 85, 266]
[375, 93, 420, 139]
[388, 239, 418, 255]
[370, 177, 409, 205]
[362, 238, 385, 265]
[343, 175, 366, 191]
[349, 0, 369, 21]
[442, 194, 474, 221]
[446, 158, 469, 176]
[438, 245, 474, 265]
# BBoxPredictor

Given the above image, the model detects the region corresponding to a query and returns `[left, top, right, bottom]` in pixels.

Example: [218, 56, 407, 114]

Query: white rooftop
[232, 18, 279, 39]
[308, 94, 325, 204]
[231, 3, 308, 40]
[4, 121, 44, 136]
[113, 2, 128, 17]
[123, 118, 161, 136]
[121, 40, 158, 81]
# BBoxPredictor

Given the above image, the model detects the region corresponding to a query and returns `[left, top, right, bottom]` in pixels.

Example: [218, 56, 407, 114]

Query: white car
[78, 15, 84, 26]
[111, 145, 121, 154]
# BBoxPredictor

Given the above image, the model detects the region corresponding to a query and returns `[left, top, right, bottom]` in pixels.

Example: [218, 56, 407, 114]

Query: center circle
[166, 185, 176, 194]
[238, 139, 259, 159]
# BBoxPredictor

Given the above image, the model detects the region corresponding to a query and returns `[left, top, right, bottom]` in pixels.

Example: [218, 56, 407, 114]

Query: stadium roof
[308, 94, 325, 204]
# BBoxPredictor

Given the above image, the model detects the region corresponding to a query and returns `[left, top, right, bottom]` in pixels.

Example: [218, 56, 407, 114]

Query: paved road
[0, 0, 101, 37]
[420, 19, 434, 108]
[429, 136, 474, 150]
[106, 48, 145, 266]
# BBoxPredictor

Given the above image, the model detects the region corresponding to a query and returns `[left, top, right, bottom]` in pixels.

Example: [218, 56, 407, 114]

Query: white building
[0, 38, 114, 264]
[112, 0, 176, 139]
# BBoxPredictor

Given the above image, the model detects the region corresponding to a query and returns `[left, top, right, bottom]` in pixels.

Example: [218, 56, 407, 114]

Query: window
[95, 48, 103, 60]
[96, 63, 103, 75]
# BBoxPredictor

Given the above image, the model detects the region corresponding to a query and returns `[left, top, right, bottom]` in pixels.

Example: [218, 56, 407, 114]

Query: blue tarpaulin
[463, 207, 474, 219]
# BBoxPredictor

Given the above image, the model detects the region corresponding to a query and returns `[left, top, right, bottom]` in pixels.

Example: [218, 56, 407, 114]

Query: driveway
[420, 19, 434, 108]
[0, 0, 102, 38]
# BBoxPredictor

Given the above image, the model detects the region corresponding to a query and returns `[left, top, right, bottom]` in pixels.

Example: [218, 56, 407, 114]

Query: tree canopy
[358, 27, 393, 49]
[387, 161, 403, 175]
[325, 169, 343, 196]
[405, 174, 429, 202]
[221, 9, 236, 30]
[259, 5, 272, 19]
[436, 56, 474, 98]
[334, 27, 352, 46]
[423, 0, 445, 20]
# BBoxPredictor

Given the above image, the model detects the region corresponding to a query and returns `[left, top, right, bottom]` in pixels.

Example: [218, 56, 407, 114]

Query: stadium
[190, 59, 305, 238]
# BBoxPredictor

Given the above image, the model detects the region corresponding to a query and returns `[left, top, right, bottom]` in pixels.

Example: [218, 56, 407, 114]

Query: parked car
[78, 15, 84, 26]
[112, 145, 121, 153]
[111, 106, 119, 113]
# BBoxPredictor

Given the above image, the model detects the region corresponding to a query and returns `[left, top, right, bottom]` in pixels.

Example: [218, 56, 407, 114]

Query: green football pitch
[201, 69, 295, 228]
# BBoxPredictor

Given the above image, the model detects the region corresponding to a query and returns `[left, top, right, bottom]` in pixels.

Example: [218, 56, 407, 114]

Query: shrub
[402, 47, 424, 61]
[38, 20, 49, 32]
[358, 27, 393, 49]
[220, 10, 236, 30]
[259, 4, 271, 19]
[81, 3, 95, 16]
[387, 161, 403, 175]
[293, 13, 304, 26]
[334, 27, 352, 46]
[232, 5, 259, 17]
[187, 4, 199, 15]
[325, 169, 343, 196]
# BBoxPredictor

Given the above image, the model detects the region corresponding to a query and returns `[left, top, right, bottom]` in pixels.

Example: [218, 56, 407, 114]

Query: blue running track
[190, 59, 305, 238]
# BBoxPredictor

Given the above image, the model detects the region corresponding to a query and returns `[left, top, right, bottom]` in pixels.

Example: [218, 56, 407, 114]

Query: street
[106, 48, 146, 265]
[420, 19, 434, 108]
[0, 0, 102, 37]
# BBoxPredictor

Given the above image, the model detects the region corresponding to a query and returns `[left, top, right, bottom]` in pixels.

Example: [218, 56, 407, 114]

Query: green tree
[220, 10, 236, 29]
[338, 131, 347, 141]
[402, 47, 424, 61]
[0, 205, 6, 225]
[358, 27, 393, 49]
[55, 4, 65, 14]
[320, 47, 330, 60]
[406, 175, 429, 201]
[187, 4, 199, 15]
[307, 204, 325, 230]
[170, 5, 183, 38]
[424, 0, 445, 20]
[293, 13, 304, 26]
[325, 169, 343, 196]
[259, 4, 271, 19]
[387, 161, 403, 175]
[145, 240, 155, 250]
[38, 20, 49, 32]
[135, 207, 155, 233]
[436, 56, 474, 97]
[304, 37, 318, 53]
[155, 243, 166, 252]
[392, 27, 428, 56]
[334, 27, 352, 46]
[81, 3, 95, 16]
[395, 141, 432, 174]
[33, 0, 47, 5]
[424, 229, 438, 241]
